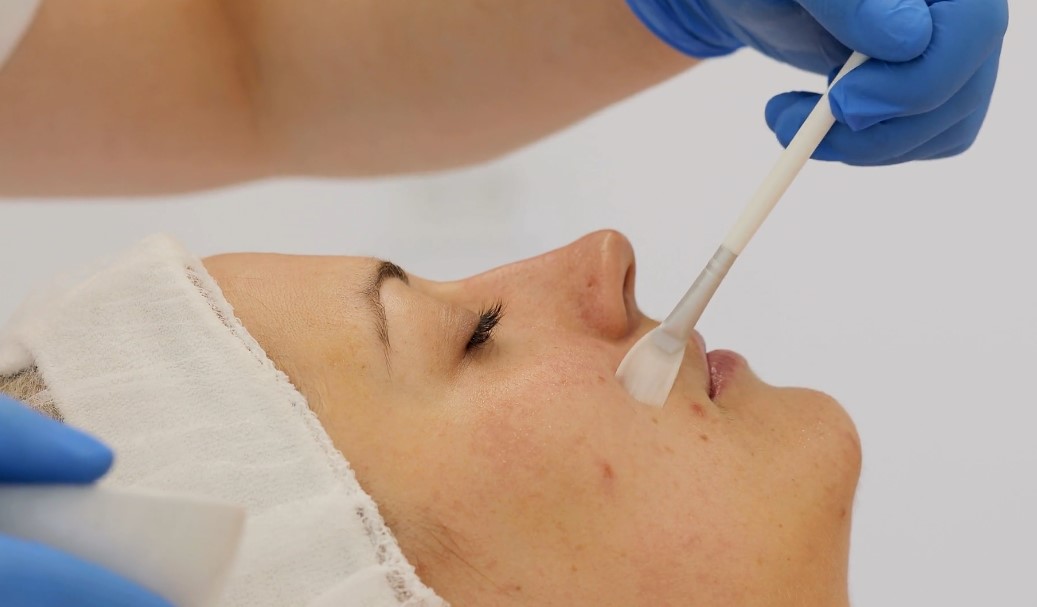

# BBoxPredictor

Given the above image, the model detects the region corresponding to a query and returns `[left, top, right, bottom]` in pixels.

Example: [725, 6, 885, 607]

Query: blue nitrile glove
[0, 395, 172, 607]
[627, 0, 1008, 165]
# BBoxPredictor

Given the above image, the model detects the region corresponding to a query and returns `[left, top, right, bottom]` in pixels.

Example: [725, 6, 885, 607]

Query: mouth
[706, 349, 747, 399]
[686, 331, 747, 400]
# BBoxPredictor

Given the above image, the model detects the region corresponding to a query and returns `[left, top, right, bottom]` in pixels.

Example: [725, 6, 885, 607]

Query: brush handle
[722, 51, 869, 254]
[660, 52, 869, 341]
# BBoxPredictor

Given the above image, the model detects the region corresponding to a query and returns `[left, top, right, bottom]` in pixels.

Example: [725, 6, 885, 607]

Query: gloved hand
[626, 0, 1009, 165]
[0, 395, 172, 607]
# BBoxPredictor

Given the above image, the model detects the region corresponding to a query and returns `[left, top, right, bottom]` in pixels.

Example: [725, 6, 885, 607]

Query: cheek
[468, 352, 617, 485]
[456, 350, 636, 530]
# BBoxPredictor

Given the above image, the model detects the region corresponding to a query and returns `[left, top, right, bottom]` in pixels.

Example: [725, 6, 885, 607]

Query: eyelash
[466, 300, 505, 353]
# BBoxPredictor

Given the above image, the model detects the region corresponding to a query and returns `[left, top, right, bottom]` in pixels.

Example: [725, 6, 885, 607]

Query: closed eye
[466, 301, 504, 353]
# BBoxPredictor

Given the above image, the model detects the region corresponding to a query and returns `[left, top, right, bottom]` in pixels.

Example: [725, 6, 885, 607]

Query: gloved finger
[830, 0, 1007, 130]
[0, 535, 173, 607]
[896, 92, 992, 163]
[833, 108, 985, 165]
[0, 396, 113, 484]
[793, 0, 932, 62]
[724, 0, 853, 75]
[919, 142, 972, 161]
[767, 53, 998, 164]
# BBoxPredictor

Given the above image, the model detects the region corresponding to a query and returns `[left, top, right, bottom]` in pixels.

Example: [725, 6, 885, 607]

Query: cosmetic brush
[617, 51, 869, 407]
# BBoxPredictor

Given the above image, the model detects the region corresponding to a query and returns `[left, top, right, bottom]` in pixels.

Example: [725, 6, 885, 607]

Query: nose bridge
[450, 231, 639, 340]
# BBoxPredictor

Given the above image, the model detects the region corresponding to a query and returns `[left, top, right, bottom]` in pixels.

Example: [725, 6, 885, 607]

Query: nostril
[622, 260, 640, 333]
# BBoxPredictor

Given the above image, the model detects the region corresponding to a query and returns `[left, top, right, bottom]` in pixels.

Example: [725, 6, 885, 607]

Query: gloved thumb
[795, 0, 933, 62]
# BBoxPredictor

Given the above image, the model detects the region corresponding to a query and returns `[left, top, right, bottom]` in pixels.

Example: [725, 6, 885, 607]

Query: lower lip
[706, 349, 747, 398]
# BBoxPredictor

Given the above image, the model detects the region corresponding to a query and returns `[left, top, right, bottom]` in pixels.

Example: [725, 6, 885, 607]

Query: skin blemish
[699, 433, 710, 442]
[600, 461, 615, 481]
[691, 402, 706, 418]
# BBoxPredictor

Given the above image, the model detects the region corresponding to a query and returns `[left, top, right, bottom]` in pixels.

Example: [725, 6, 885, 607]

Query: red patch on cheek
[597, 459, 617, 495]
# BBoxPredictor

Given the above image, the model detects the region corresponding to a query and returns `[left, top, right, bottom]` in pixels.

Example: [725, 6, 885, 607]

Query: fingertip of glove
[828, 92, 849, 128]
[829, 85, 880, 132]
[773, 110, 802, 148]
[56, 424, 115, 480]
[765, 92, 814, 132]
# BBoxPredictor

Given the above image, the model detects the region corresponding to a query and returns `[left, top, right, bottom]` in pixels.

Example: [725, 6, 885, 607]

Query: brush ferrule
[651, 329, 687, 355]
[662, 246, 737, 340]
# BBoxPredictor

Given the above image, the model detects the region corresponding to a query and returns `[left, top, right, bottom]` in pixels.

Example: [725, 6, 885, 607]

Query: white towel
[0, 235, 445, 607]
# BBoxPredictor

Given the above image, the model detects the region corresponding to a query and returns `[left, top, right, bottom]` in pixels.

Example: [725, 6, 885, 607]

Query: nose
[473, 230, 640, 340]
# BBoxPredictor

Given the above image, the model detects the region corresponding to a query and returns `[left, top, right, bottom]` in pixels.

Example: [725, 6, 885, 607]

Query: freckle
[699, 433, 710, 442]
[651, 416, 659, 425]
[840, 507, 848, 520]
[664, 446, 675, 454]
[691, 403, 706, 418]
[570, 564, 578, 573]
[600, 461, 615, 481]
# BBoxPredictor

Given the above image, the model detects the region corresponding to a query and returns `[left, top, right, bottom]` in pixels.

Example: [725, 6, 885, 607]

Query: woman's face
[203, 231, 861, 607]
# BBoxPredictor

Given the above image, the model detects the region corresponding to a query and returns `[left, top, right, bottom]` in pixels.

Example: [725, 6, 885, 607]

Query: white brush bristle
[616, 329, 686, 407]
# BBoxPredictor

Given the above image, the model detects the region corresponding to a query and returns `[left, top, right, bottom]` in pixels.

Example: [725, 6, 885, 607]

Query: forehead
[202, 251, 409, 411]
[203, 252, 377, 283]
[201, 251, 383, 352]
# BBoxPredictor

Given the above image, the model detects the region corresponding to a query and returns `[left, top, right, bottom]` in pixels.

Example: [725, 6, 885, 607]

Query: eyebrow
[361, 260, 410, 371]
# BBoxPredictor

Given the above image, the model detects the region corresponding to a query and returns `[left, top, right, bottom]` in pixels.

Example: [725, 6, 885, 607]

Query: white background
[1, 3, 1033, 605]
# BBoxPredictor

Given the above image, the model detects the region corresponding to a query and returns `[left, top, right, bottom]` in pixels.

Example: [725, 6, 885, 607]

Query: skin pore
[203, 230, 861, 607]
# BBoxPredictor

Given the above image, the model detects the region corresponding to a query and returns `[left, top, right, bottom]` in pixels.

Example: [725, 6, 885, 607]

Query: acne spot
[596, 374, 606, 384]
[698, 433, 710, 442]
[600, 461, 615, 481]
[690, 402, 706, 418]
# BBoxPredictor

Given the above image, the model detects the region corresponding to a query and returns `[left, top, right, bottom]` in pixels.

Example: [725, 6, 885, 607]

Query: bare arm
[0, 0, 695, 196]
